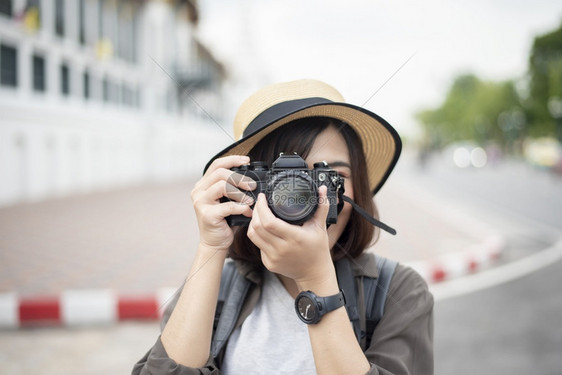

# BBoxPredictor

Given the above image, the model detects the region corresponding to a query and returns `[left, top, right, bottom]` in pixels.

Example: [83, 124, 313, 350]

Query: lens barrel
[267, 170, 318, 224]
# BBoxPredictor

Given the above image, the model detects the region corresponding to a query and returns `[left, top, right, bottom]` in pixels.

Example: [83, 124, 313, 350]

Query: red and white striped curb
[406, 235, 505, 284]
[0, 236, 505, 329]
[0, 288, 177, 329]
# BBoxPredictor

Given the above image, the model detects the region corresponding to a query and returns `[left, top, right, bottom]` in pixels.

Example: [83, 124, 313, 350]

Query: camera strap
[342, 195, 397, 235]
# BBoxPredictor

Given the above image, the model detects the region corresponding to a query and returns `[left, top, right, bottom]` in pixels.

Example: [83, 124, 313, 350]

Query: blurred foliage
[529, 21, 562, 139]
[417, 20, 562, 151]
[416, 75, 522, 150]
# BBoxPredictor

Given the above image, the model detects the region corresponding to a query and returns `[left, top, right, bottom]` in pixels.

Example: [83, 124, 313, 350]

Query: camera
[224, 153, 345, 226]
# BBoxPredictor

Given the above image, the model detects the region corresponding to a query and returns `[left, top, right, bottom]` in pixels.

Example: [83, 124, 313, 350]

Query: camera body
[225, 153, 345, 226]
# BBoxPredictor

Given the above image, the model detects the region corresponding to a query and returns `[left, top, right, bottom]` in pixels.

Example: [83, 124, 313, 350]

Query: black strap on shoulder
[335, 258, 361, 341]
[365, 255, 398, 348]
[335, 255, 398, 351]
[371, 255, 398, 324]
[211, 261, 252, 358]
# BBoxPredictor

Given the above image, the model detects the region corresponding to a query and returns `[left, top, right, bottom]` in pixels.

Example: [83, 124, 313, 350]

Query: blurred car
[523, 137, 561, 169]
[443, 142, 488, 168]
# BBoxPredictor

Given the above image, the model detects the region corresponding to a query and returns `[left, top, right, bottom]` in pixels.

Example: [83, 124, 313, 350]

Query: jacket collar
[349, 252, 379, 278]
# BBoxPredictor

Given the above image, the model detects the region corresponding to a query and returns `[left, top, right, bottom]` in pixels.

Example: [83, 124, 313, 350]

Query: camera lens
[267, 171, 317, 224]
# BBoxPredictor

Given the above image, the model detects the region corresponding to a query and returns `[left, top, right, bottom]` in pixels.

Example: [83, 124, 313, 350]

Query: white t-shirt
[222, 270, 317, 374]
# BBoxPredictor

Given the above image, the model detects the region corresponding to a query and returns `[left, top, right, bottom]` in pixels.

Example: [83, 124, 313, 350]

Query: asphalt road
[408, 152, 562, 240]
[409, 151, 562, 374]
[434, 252, 562, 374]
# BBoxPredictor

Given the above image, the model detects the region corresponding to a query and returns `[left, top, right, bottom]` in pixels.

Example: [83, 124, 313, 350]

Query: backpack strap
[364, 255, 397, 348]
[335, 255, 397, 351]
[210, 261, 252, 358]
[335, 258, 362, 342]
[371, 255, 398, 325]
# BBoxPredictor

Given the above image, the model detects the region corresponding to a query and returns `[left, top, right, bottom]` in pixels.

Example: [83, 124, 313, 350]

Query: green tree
[416, 74, 522, 150]
[528, 21, 562, 139]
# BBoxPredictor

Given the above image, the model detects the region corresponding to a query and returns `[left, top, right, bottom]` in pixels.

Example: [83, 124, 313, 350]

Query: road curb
[406, 235, 505, 284]
[0, 236, 505, 329]
[0, 288, 178, 329]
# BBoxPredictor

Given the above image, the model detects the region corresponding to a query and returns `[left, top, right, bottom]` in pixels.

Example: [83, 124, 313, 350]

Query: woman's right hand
[190, 155, 256, 251]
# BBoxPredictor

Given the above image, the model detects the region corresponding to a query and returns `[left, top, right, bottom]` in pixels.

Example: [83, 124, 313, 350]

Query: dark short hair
[229, 117, 379, 265]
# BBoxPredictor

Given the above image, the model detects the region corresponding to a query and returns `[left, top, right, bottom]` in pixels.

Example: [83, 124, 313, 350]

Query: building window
[25, 0, 41, 31]
[118, 3, 136, 63]
[103, 77, 109, 102]
[32, 54, 46, 92]
[101, 0, 118, 59]
[131, 8, 138, 64]
[60, 63, 70, 96]
[135, 86, 141, 108]
[83, 70, 90, 99]
[97, 0, 103, 41]
[79, 0, 85, 45]
[55, 0, 65, 37]
[0, 0, 12, 16]
[0, 44, 17, 87]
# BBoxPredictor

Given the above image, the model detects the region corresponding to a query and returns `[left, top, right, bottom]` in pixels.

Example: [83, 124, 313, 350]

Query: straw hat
[204, 79, 402, 195]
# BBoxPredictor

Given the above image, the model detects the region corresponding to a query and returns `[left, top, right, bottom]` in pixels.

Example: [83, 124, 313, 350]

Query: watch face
[297, 295, 318, 323]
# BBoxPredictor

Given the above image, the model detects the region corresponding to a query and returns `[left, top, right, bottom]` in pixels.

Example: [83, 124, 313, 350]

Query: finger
[205, 155, 249, 175]
[247, 206, 283, 254]
[246, 221, 267, 250]
[213, 200, 253, 220]
[309, 185, 330, 229]
[197, 154, 254, 191]
[225, 187, 255, 205]
[252, 193, 291, 240]
[200, 180, 255, 205]
[197, 167, 257, 193]
[225, 170, 258, 193]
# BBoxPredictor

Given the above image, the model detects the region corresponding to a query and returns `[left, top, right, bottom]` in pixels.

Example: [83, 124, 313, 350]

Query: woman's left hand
[247, 185, 334, 284]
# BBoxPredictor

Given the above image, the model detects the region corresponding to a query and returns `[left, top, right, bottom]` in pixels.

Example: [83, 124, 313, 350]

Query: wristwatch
[295, 289, 346, 324]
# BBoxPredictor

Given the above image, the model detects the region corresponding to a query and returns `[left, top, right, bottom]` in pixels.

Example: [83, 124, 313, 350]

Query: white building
[0, 0, 230, 207]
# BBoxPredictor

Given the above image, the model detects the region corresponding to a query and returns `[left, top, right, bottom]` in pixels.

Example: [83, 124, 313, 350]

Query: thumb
[310, 185, 330, 227]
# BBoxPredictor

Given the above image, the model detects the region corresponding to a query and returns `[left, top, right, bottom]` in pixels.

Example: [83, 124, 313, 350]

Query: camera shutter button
[313, 161, 329, 168]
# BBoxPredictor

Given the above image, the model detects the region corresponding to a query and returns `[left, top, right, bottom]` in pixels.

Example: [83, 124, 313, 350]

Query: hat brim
[204, 99, 402, 195]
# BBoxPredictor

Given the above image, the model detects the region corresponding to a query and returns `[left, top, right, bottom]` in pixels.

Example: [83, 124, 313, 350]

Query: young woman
[133, 79, 433, 374]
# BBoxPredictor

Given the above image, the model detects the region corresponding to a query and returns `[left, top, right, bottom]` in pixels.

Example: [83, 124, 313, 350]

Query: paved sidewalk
[0, 182, 199, 296]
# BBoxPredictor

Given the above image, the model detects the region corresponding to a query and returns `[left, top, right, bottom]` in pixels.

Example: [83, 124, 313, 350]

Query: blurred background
[1, 0, 561, 374]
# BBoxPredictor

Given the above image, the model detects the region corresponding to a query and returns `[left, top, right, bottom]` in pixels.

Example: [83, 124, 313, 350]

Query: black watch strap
[295, 289, 346, 324]
[317, 290, 345, 313]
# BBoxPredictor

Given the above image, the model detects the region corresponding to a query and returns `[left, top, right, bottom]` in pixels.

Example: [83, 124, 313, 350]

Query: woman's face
[304, 124, 354, 251]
